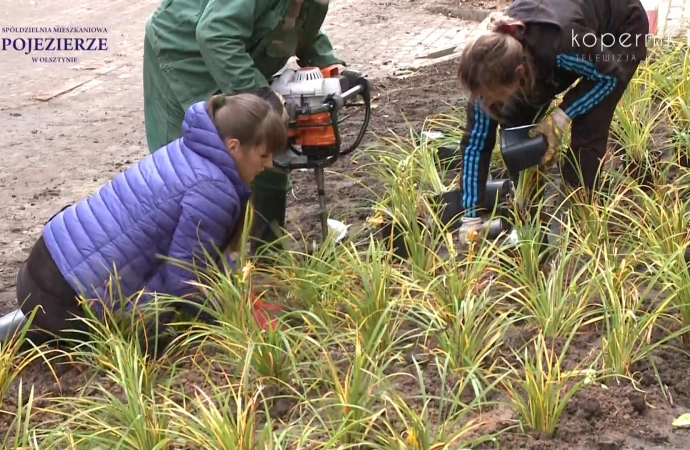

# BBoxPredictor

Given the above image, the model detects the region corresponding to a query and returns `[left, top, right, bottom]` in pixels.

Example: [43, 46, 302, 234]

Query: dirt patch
[424, 0, 511, 18]
[2, 53, 690, 448]
[278, 58, 690, 449]
[487, 340, 690, 449]
[285, 60, 466, 241]
[0, 58, 468, 437]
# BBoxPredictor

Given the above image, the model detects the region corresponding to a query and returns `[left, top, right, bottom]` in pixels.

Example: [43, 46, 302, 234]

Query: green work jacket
[145, 0, 344, 110]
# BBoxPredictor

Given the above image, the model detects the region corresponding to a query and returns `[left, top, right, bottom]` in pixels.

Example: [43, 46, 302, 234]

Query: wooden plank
[29, 40, 140, 101]
[33, 76, 95, 101]
[32, 65, 120, 102]
[93, 65, 120, 76]
[416, 45, 460, 59]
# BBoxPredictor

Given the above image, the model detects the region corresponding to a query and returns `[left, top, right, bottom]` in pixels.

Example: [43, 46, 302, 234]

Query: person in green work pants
[142, 0, 346, 258]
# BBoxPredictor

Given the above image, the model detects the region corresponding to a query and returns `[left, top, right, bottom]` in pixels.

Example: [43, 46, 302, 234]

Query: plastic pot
[436, 189, 464, 230]
[484, 179, 512, 211]
[485, 217, 513, 240]
[437, 145, 462, 171]
[419, 130, 462, 171]
[378, 216, 427, 259]
[499, 124, 548, 176]
[434, 178, 514, 228]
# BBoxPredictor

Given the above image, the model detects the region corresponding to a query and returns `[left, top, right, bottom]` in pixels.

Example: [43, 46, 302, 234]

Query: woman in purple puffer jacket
[12, 93, 286, 351]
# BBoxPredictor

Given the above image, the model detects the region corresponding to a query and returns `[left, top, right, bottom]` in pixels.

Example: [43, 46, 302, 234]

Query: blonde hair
[457, 14, 536, 120]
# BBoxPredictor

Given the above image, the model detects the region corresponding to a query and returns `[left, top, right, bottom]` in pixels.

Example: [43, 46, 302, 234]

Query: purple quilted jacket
[42, 100, 251, 316]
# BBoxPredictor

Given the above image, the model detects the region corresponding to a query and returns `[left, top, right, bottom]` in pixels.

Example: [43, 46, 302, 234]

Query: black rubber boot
[249, 189, 287, 266]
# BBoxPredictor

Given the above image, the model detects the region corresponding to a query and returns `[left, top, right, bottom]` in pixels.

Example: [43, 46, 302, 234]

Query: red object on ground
[250, 298, 284, 330]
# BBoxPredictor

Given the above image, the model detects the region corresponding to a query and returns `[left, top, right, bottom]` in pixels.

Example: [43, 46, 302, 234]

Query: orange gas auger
[270, 65, 372, 241]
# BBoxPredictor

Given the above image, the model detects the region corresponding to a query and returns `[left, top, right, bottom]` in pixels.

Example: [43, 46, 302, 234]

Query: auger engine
[270, 65, 372, 240]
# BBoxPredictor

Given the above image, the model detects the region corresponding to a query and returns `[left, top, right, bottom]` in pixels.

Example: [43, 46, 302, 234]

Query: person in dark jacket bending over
[454, 0, 649, 234]
[11, 94, 286, 349]
[143, 0, 347, 257]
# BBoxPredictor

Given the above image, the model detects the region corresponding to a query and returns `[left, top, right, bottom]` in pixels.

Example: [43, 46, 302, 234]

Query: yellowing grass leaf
[672, 413, 690, 428]
[366, 214, 385, 226]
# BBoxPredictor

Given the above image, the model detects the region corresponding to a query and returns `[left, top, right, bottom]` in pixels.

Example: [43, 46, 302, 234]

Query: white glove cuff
[462, 216, 483, 225]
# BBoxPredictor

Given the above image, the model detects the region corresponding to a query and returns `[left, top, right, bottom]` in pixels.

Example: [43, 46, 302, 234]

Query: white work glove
[529, 108, 571, 167]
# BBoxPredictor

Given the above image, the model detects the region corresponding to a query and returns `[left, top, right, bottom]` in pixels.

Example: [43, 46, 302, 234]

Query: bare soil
[2, 57, 690, 447]
[285, 61, 468, 242]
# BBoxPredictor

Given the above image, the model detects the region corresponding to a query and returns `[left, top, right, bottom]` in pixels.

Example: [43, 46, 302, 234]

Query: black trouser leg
[563, 6, 647, 194]
[249, 187, 287, 263]
[565, 60, 641, 194]
[16, 236, 85, 346]
[17, 237, 173, 357]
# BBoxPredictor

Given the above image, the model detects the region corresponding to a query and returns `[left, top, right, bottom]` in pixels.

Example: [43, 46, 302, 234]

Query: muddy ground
[1, 57, 690, 448]
[285, 61, 468, 243]
[244, 60, 690, 450]
[0, 0, 479, 314]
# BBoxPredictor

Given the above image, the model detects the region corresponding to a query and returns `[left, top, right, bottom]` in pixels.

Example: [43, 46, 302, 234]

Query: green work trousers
[142, 36, 291, 195]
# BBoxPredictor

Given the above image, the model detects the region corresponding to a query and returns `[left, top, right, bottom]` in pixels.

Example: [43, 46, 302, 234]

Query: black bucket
[419, 130, 462, 171]
[485, 179, 512, 211]
[378, 216, 427, 259]
[435, 188, 464, 230]
[485, 217, 512, 240]
[437, 145, 462, 171]
[434, 178, 513, 228]
[499, 124, 548, 176]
